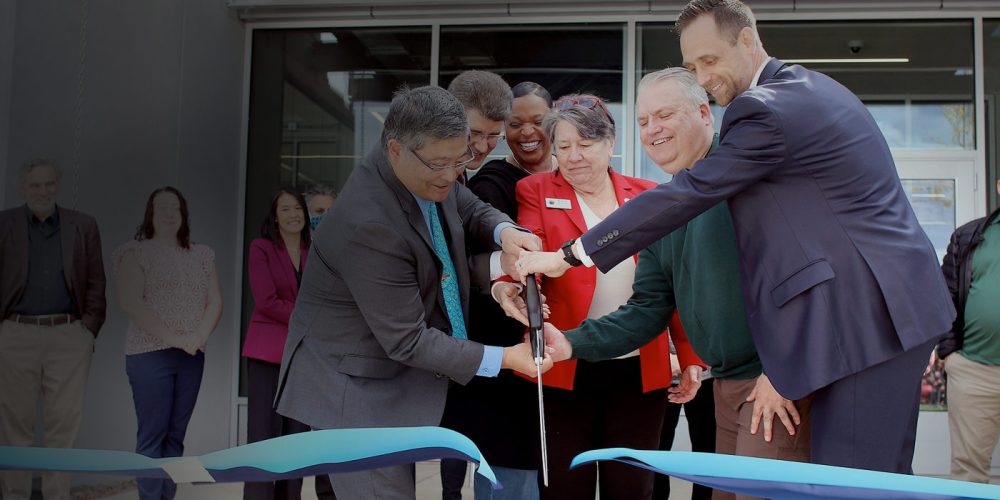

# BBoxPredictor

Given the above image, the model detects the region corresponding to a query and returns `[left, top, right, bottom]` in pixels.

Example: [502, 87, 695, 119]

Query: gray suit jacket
[275, 147, 512, 431]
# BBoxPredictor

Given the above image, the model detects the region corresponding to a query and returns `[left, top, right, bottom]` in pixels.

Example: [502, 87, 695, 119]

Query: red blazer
[242, 237, 307, 364]
[516, 168, 700, 392]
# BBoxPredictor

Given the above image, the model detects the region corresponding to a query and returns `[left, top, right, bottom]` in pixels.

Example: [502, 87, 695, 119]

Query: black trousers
[244, 358, 337, 500]
[810, 338, 936, 473]
[541, 357, 668, 500]
[654, 380, 716, 500]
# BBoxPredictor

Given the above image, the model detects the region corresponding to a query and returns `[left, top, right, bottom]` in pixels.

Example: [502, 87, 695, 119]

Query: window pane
[901, 179, 956, 263]
[636, 20, 975, 182]
[241, 27, 432, 396]
[440, 24, 625, 170]
[985, 20, 1000, 212]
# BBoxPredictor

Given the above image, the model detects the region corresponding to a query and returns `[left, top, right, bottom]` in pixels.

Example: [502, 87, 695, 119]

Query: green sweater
[569, 181, 761, 380]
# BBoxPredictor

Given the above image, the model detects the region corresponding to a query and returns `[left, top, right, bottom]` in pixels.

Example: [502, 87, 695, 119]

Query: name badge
[545, 198, 572, 210]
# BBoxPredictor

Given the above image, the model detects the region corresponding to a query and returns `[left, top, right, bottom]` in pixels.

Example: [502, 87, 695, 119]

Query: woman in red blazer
[515, 96, 701, 500]
[242, 188, 336, 500]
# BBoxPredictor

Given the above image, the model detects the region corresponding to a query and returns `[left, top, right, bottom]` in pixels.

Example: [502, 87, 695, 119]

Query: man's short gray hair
[638, 67, 709, 111]
[543, 94, 615, 144]
[447, 70, 513, 122]
[304, 184, 337, 204]
[19, 158, 62, 184]
[380, 86, 469, 150]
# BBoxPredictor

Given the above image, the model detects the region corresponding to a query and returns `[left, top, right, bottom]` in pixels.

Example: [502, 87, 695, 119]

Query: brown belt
[6, 314, 78, 327]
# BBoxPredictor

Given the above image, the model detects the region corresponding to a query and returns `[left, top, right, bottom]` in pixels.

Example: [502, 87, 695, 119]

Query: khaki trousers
[944, 351, 1000, 483]
[0, 319, 94, 500]
[712, 377, 813, 500]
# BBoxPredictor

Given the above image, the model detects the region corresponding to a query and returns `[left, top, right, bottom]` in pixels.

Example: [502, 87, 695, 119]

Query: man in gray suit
[275, 86, 548, 500]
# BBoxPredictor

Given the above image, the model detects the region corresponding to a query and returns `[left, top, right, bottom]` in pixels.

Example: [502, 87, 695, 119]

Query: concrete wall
[0, 0, 14, 209]
[3, 0, 246, 483]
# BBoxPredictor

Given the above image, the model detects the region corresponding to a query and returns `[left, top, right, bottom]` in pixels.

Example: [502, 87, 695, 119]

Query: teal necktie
[427, 203, 468, 340]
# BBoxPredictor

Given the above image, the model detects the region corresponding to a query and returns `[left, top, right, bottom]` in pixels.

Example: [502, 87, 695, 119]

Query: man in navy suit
[516, 0, 954, 474]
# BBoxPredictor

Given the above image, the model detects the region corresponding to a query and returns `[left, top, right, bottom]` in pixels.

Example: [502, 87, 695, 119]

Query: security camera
[848, 40, 864, 55]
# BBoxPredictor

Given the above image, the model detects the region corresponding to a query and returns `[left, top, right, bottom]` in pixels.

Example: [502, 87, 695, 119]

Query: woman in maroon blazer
[242, 188, 336, 500]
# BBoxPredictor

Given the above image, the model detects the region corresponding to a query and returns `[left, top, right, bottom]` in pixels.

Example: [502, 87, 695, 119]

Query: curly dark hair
[134, 186, 191, 249]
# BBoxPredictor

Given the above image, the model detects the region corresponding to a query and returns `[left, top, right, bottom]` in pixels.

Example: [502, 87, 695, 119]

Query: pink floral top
[112, 240, 215, 355]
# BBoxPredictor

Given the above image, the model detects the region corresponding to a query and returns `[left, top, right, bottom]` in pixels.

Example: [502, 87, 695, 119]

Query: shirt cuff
[573, 238, 595, 268]
[489, 251, 503, 280]
[478, 345, 504, 377]
[491, 281, 523, 303]
[493, 222, 530, 246]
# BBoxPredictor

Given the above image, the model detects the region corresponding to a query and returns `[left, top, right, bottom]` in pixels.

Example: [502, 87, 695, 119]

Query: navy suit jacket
[581, 59, 955, 399]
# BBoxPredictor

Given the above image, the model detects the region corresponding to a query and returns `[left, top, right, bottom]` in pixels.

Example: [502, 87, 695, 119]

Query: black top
[440, 158, 539, 469]
[15, 206, 77, 316]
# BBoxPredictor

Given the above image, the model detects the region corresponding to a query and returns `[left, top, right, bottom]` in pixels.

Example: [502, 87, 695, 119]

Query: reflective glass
[440, 24, 626, 171]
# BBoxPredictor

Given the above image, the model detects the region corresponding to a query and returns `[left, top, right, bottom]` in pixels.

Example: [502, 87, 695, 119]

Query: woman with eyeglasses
[511, 95, 698, 500]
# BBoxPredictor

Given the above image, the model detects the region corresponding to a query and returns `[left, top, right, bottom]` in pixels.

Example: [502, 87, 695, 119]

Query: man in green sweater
[502, 68, 812, 499]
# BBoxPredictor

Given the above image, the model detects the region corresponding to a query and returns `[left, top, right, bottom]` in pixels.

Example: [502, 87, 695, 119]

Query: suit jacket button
[612, 230, 620, 236]
[434, 373, 445, 379]
[597, 240, 604, 246]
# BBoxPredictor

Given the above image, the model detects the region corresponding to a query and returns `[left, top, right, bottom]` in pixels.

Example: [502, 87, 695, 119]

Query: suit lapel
[58, 207, 75, 292]
[609, 170, 636, 207]
[551, 172, 588, 235]
[375, 147, 435, 252]
[609, 171, 641, 263]
[275, 241, 299, 300]
[12, 208, 29, 282]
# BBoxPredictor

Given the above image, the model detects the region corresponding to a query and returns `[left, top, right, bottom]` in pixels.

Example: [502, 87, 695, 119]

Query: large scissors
[523, 274, 549, 486]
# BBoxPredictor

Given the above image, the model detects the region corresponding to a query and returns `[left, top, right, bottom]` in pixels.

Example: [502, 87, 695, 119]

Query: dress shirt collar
[748, 57, 773, 90]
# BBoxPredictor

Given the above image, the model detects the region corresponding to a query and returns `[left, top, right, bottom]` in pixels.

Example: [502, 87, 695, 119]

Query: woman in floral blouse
[114, 186, 222, 500]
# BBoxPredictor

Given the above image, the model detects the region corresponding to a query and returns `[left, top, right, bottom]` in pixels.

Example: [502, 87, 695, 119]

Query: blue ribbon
[571, 449, 1000, 499]
[0, 427, 498, 487]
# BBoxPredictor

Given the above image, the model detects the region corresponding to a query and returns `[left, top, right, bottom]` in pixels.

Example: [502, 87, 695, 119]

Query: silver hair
[304, 184, 337, 205]
[19, 158, 63, 184]
[447, 70, 513, 122]
[542, 94, 615, 144]
[638, 67, 709, 111]
[380, 85, 469, 150]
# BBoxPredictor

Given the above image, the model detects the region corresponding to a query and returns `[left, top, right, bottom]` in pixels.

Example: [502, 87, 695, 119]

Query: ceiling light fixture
[784, 58, 909, 64]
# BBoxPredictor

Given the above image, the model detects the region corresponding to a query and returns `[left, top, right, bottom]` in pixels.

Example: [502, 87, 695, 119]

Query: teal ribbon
[572, 449, 1000, 499]
[0, 427, 497, 488]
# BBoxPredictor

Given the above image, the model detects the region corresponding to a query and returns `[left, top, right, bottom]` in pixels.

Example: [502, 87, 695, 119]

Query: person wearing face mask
[305, 185, 337, 232]
[518, 0, 953, 476]
[504, 95, 700, 500]
[241, 188, 337, 500]
[113, 186, 222, 500]
[0, 159, 106, 500]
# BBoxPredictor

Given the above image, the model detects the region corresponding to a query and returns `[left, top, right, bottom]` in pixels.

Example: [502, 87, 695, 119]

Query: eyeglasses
[553, 96, 616, 126]
[471, 130, 505, 146]
[407, 144, 477, 171]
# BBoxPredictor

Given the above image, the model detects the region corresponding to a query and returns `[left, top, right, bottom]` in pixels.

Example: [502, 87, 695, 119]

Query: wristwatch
[560, 239, 583, 267]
